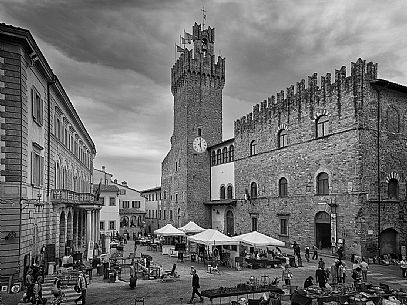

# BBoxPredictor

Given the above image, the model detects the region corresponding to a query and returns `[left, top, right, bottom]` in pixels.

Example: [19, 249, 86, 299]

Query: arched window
[387, 107, 400, 133]
[211, 151, 216, 166]
[222, 147, 228, 163]
[226, 210, 234, 236]
[250, 182, 258, 199]
[250, 140, 257, 156]
[216, 149, 222, 164]
[220, 185, 226, 199]
[388, 178, 399, 199]
[227, 185, 233, 199]
[229, 145, 235, 161]
[278, 129, 288, 148]
[316, 115, 329, 138]
[317, 172, 329, 195]
[279, 177, 288, 197]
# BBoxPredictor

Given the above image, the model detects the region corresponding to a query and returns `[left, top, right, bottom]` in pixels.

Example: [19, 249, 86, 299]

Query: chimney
[102, 166, 105, 172]
[114, 179, 117, 184]
[122, 181, 127, 187]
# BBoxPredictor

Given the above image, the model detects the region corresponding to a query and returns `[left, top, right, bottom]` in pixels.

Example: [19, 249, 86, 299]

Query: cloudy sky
[1, 0, 407, 190]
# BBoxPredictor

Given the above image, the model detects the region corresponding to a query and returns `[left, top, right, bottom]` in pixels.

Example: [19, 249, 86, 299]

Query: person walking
[33, 276, 45, 305]
[360, 258, 369, 282]
[337, 246, 344, 260]
[338, 262, 346, 283]
[318, 258, 325, 270]
[75, 270, 88, 305]
[312, 245, 318, 260]
[24, 267, 34, 303]
[188, 268, 204, 304]
[330, 261, 338, 285]
[282, 264, 293, 285]
[400, 257, 407, 278]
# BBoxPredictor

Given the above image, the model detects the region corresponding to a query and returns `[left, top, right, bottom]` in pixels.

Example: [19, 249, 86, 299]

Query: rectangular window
[198, 128, 202, 137]
[119, 189, 126, 195]
[175, 193, 178, 202]
[31, 147, 44, 187]
[170, 210, 173, 220]
[132, 201, 140, 208]
[31, 87, 43, 126]
[109, 197, 116, 206]
[100, 221, 105, 231]
[164, 210, 167, 220]
[251, 217, 258, 231]
[123, 200, 129, 208]
[280, 218, 288, 236]
[109, 221, 115, 230]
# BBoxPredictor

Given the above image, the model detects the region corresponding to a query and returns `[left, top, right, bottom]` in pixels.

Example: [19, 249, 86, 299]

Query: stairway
[17, 274, 79, 305]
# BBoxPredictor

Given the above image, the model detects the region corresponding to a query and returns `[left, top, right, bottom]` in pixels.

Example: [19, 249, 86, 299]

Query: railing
[51, 189, 97, 205]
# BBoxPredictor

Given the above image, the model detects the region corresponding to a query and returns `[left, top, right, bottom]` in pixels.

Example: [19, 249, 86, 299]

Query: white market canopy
[178, 221, 206, 234]
[233, 231, 285, 247]
[188, 229, 238, 246]
[154, 224, 186, 237]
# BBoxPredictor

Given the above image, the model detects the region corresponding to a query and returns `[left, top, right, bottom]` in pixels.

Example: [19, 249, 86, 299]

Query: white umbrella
[154, 224, 186, 237]
[178, 221, 206, 234]
[233, 231, 285, 247]
[188, 229, 238, 246]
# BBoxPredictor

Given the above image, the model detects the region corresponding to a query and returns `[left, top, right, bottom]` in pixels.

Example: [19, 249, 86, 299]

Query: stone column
[96, 209, 100, 245]
[86, 210, 92, 245]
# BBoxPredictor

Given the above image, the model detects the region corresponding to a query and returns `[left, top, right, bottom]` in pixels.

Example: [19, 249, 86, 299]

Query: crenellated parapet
[171, 50, 225, 95]
[234, 58, 378, 136]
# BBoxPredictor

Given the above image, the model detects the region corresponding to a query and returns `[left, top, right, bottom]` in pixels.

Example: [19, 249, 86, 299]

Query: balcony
[51, 189, 98, 205]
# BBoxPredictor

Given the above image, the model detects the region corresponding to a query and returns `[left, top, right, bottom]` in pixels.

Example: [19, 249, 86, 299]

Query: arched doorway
[380, 228, 399, 255]
[315, 211, 331, 249]
[226, 210, 234, 236]
[59, 211, 66, 258]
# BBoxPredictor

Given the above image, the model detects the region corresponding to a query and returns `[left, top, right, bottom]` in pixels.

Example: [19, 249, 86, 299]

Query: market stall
[233, 231, 287, 269]
[178, 221, 206, 235]
[154, 224, 186, 255]
[188, 229, 239, 267]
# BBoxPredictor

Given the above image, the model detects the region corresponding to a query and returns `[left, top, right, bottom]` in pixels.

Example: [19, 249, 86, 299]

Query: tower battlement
[171, 23, 225, 95]
[234, 58, 378, 135]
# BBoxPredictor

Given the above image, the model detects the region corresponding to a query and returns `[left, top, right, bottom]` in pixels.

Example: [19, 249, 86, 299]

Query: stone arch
[380, 228, 399, 255]
[315, 211, 331, 249]
[225, 209, 234, 236]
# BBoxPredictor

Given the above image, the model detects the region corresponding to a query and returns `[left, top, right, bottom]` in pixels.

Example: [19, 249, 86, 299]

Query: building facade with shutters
[141, 186, 161, 234]
[0, 24, 100, 283]
[161, 21, 407, 259]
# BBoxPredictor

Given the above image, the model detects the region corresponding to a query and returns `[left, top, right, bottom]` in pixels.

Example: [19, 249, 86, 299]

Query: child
[282, 264, 293, 285]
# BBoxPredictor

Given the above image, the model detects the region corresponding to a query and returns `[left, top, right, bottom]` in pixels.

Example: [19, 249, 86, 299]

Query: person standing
[337, 246, 344, 260]
[400, 257, 407, 278]
[305, 246, 310, 263]
[312, 245, 318, 260]
[24, 267, 34, 303]
[360, 258, 369, 282]
[188, 268, 204, 304]
[315, 267, 327, 288]
[330, 261, 338, 285]
[338, 262, 346, 283]
[75, 270, 88, 305]
[282, 264, 293, 285]
[318, 258, 325, 270]
[33, 276, 44, 305]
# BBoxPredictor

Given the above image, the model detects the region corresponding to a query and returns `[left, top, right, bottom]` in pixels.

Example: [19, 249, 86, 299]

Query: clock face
[193, 137, 207, 153]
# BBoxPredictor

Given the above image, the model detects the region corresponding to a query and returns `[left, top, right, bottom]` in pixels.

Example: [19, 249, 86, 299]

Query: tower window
[198, 128, 202, 137]
[388, 178, 399, 199]
[220, 185, 225, 200]
[278, 129, 288, 148]
[250, 140, 257, 156]
[250, 182, 258, 199]
[227, 185, 233, 199]
[222, 147, 228, 163]
[216, 149, 221, 164]
[316, 115, 329, 138]
[229, 145, 234, 161]
[279, 177, 288, 197]
[211, 151, 216, 166]
[317, 172, 329, 195]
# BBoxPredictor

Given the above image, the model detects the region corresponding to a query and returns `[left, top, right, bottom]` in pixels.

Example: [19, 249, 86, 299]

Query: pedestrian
[293, 242, 302, 267]
[75, 270, 88, 305]
[188, 268, 204, 304]
[338, 262, 346, 283]
[352, 267, 362, 285]
[24, 267, 34, 303]
[318, 258, 325, 270]
[315, 266, 328, 288]
[305, 246, 310, 263]
[282, 264, 293, 285]
[400, 257, 407, 278]
[304, 276, 314, 288]
[360, 258, 369, 282]
[33, 275, 45, 305]
[312, 245, 318, 260]
[129, 264, 137, 289]
[51, 277, 64, 304]
[352, 259, 360, 271]
[337, 246, 344, 260]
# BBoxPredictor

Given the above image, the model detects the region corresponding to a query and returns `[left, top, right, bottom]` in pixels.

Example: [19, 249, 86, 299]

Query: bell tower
[161, 22, 225, 228]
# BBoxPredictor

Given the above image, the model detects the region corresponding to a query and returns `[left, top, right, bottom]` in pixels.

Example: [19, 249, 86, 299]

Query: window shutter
[31, 88, 37, 121]
[40, 156, 44, 186]
[39, 98, 44, 125]
[31, 151, 35, 185]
